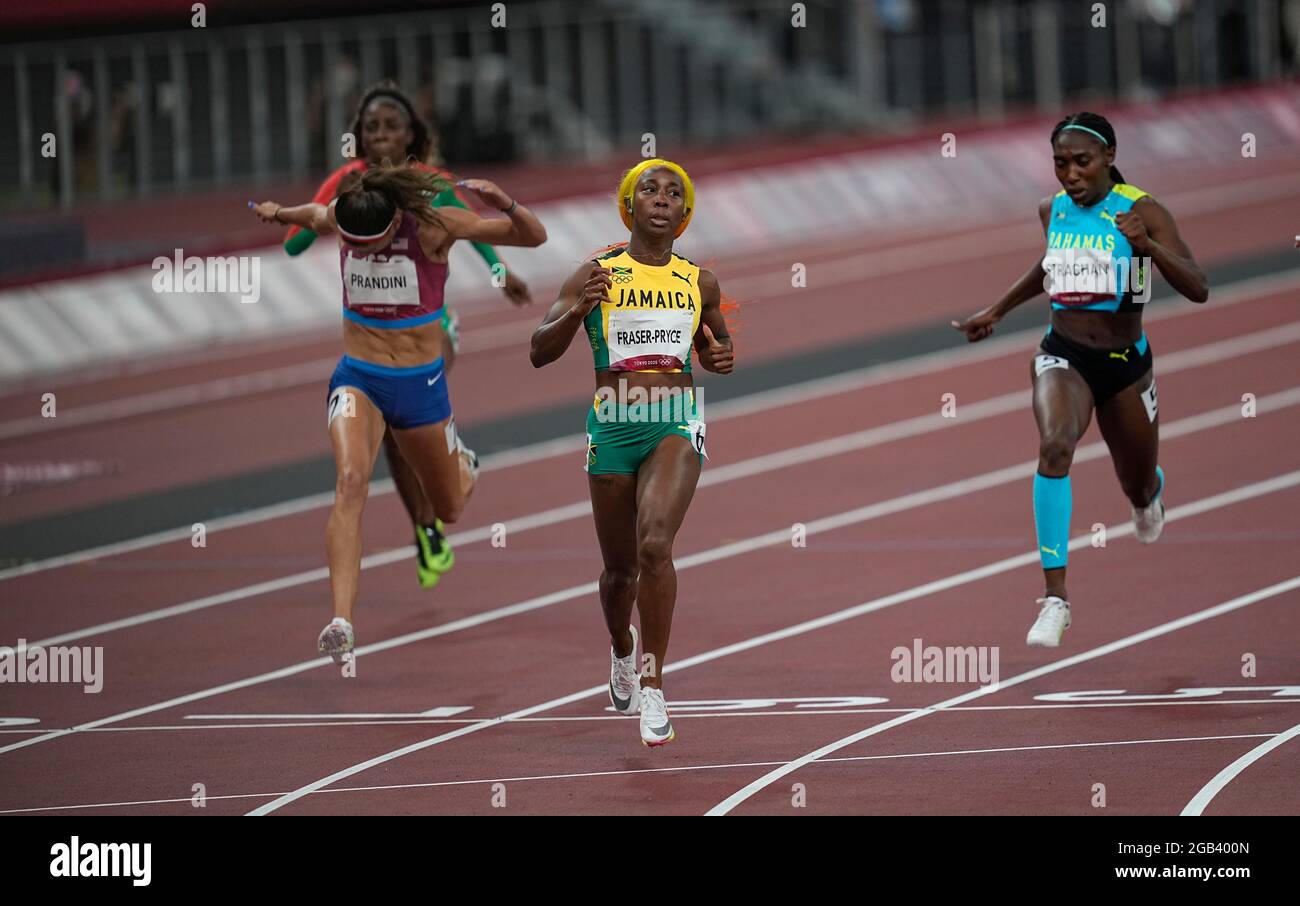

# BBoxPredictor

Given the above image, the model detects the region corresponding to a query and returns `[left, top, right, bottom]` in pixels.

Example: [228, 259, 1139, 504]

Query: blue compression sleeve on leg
[1033, 472, 1071, 569]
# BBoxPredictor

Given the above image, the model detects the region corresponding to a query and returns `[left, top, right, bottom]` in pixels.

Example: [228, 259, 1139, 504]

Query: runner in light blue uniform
[952, 112, 1208, 648]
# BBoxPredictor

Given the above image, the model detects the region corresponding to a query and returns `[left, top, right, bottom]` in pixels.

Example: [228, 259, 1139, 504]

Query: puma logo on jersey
[1109, 349, 1130, 362]
[1099, 210, 1116, 225]
[671, 270, 692, 286]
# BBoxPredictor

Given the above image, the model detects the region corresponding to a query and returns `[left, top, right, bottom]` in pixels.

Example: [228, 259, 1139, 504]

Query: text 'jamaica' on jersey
[585, 247, 702, 373]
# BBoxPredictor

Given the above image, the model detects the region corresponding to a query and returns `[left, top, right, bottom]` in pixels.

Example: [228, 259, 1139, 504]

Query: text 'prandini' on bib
[338, 210, 448, 329]
[343, 254, 420, 306]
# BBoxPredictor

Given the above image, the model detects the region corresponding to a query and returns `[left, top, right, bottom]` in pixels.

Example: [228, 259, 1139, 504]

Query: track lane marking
[5, 394, 1298, 763]
[17, 320, 1300, 650]
[0, 732, 1278, 816]
[3, 266, 1298, 584]
[1181, 721, 1300, 815]
[244, 469, 1300, 815]
[3, 697, 1297, 737]
[5, 386, 1298, 772]
[707, 576, 1300, 815]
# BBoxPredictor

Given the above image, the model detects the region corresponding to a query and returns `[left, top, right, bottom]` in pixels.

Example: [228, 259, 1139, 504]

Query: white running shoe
[1026, 596, 1071, 648]
[609, 625, 641, 715]
[317, 616, 355, 664]
[639, 686, 675, 747]
[1133, 466, 1165, 544]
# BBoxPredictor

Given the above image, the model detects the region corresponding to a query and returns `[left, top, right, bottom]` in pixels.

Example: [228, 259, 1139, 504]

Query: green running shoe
[415, 519, 455, 589]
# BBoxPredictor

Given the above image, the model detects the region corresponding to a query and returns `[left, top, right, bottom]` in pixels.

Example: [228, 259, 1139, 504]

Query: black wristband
[273, 206, 285, 224]
[501, 199, 518, 215]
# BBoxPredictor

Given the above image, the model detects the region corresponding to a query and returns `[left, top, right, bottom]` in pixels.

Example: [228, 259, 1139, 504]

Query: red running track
[1, 174, 1299, 815]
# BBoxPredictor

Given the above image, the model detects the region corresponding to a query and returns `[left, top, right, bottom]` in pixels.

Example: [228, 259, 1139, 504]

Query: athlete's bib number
[1034, 354, 1069, 377]
[686, 418, 708, 459]
[344, 254, 420, 307]
[1140, 380, 1158, 423]
[606, 308, 694, 371]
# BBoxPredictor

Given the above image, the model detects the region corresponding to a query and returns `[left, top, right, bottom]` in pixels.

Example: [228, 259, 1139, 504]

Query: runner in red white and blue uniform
[252, 165, 546, 662]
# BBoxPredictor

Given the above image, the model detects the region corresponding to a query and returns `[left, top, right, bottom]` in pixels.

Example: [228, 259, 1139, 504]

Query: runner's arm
[530, 262, 608, 368]
[951, 196, 1053, 342]
[694, 269, 734, 374]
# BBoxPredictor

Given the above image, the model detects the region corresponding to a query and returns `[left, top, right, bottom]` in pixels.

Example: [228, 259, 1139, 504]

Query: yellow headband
[617, 158, 694, 238]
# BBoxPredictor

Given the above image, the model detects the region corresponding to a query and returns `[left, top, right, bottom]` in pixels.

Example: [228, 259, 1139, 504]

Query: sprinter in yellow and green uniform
[583, 244, 706, 473]
[530, 158, 734, 748]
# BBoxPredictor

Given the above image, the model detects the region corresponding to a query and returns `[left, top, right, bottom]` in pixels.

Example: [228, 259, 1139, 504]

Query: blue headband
[1059, 124, 1109, 146]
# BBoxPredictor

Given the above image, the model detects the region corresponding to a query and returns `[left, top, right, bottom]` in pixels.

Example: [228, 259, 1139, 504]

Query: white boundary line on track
[1180, 721, 1300, 816]
[4, 396, 1298, 764]
[706, 576, 1300, 815]
[3, 261, 1298, 585]
[0, 731, 1281, 815]
[244, 468, 1300, 815]
[16, 317, 1300, 650]
[1, 697, 1295, 737]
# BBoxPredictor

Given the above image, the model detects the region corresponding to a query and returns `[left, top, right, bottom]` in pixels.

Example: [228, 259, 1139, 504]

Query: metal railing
[0, 0, 1292, 211]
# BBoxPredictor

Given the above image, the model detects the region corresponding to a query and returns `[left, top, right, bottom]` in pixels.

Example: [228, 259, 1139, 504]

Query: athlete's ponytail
[1051, 112, 1126, 185]
[335, 165, 450, 238]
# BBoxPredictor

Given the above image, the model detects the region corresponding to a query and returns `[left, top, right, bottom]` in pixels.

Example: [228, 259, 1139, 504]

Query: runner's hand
[699, 323, 734, 374]
[572, 266, 611, 318]
[249, 201, 281, 224]
[950, 308, 1000, 343]
[1115, 210, 1151, 254]
[502, 270, 533, 307]
[456, 179, 513, 211]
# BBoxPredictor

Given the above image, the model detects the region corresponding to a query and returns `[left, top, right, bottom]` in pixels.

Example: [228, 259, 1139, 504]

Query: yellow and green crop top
[584, 247, 702, 373]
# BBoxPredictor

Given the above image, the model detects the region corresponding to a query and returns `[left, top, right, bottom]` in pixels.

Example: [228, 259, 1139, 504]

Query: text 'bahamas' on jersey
[1043, 183, 1150, 314]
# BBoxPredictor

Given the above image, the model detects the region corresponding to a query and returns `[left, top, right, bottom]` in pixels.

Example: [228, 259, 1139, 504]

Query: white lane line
[1180, 722, 1300, 815]
[5, 401, 1297, 764]
[2, 731, 1276, 816]
[706, 576, 1300, 815]
[3, 264, 1297, 585]
[245, 468, 1300, 815]
[0, 697, 1290, 736]
[182, 709, 473, 719]
[17, 320, 1300, 650]
[5, 385, 1297, 768]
